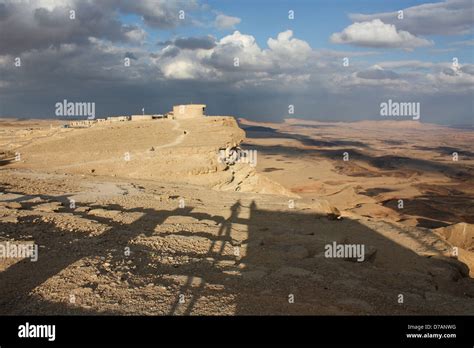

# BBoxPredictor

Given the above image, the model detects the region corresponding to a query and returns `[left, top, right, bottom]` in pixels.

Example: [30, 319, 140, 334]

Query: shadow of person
[168, 200, 242, 315]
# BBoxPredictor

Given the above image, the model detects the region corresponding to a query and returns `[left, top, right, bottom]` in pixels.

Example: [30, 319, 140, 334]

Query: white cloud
[376, 60, 441, 70]
[267, 30, 312, 65]
[124, 27, 147, 44]
[162, 59, 202, 79]
[350, 0, 473, 36]
[214, 14, 241, 30]
[330, 19, 433, 49]
[427, 68, 474, 89]
[209, 30, 270, 70]
[152, 30, 317, 87]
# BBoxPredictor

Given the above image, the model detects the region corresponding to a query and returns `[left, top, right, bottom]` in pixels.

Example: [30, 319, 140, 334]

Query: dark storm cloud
[0, 1, 131, 55]
[0, 0, 198, 55]
[0, 3, 9, 20]
[112, 0, 199, 28]
[124, 52, 138, 60]
[33, 7, 70, 26]
[174, 36, 216, 50]
[161, 46, 180, 58]
[158, 36, 216, 50]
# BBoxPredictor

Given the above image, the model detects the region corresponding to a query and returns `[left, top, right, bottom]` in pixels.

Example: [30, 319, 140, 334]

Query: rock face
[12, 116, 293, 196]
[434, 223, 474, 251]
[310, 199, 341, 219]
[433, 223, 474, 277]
[213, 163, 298, 197]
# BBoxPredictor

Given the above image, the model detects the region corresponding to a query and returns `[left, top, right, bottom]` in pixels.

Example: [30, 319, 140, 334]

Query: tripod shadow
[0, 191, 472, 315]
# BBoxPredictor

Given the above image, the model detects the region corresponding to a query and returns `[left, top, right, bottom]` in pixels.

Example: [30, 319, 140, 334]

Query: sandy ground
[241, 118, 474, 228]
[0, 117, 473, 315]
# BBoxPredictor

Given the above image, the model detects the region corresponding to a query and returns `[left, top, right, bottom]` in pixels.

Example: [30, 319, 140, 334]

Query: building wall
[70, 120, 95, 127]
[131, 115, 153, 121]
[172, 104, 206, 118]
[107, 116, 129, 122]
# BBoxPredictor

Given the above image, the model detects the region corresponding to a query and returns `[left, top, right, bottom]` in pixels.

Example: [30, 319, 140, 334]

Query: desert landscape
[1, 1, 474, 345]
[0, 114, 473, 315]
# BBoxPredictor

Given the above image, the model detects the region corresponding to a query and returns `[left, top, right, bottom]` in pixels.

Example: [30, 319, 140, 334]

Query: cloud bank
[0, 0, 472, 125]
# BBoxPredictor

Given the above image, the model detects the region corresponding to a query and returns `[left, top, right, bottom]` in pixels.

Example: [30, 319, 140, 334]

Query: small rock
[0, 216, 18, 223]
[237, 263, 247, 270]
[364, 246, 377, 262]
[165, 275, 204, 287]
[311, 200, 341, 220]
[344, 245, 377, 262]
[5, 202, 22, 209]
[33, 202, 61, 213]
[216, 260, 236, 267]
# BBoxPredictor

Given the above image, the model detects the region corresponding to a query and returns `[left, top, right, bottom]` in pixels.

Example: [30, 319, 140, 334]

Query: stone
[33, 202, 62, 212]
[0, 216, 18, 223]
[5, 202, 22, 209]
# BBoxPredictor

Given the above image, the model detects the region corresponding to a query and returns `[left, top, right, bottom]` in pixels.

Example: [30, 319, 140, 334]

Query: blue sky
[119, 0, 473, 67]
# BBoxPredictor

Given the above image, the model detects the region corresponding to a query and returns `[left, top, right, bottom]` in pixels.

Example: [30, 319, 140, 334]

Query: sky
[0, 0, 473, 125]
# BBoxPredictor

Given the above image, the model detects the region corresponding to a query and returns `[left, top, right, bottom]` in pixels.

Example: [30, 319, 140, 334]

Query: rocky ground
[0, 117, 473, 315]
